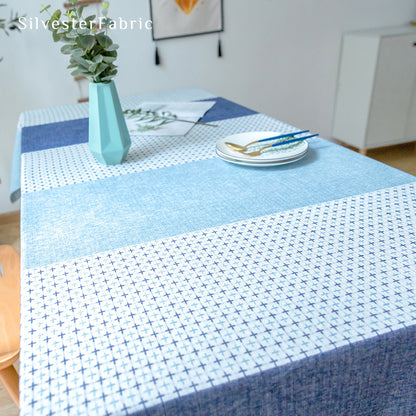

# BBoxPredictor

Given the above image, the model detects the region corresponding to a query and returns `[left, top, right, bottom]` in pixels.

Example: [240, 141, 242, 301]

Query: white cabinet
[332, 25, 416, 151]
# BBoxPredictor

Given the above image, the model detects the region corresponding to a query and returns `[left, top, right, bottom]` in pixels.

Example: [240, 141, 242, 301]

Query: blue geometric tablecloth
[16, 88, 416, 415]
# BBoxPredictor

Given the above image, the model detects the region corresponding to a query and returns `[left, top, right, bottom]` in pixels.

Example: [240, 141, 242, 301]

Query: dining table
[11, 87, 416, 415]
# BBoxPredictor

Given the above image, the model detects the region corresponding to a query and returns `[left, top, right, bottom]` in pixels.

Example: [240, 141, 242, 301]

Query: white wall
[1, 0, 415, 214]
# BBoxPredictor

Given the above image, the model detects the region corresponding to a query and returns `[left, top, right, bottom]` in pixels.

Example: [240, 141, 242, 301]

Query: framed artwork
[149, 0, 224, 41]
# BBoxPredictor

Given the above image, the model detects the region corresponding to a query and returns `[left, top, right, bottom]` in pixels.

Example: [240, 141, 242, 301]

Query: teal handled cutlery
[225, 130, 309, 152]
[242, 134, 319, 157]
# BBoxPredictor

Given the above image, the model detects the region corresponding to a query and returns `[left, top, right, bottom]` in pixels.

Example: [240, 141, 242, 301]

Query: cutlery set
[225, 130, 319, 157]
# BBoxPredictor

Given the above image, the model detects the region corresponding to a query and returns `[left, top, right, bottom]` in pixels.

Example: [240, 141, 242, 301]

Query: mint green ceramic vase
[88, 81, 131, 165]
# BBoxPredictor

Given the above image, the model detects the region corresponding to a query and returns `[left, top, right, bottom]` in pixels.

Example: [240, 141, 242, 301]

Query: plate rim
[216, 149, 308, 167]
[216, 146, 308, 164]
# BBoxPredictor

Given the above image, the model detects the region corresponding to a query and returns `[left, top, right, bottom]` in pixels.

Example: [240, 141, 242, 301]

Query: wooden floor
[350, 142, 416, 176]
[0, 142, 415, 414]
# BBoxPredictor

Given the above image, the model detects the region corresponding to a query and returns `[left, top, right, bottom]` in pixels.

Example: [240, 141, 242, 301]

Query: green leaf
[66, 10, 75, 19]
[57, 25, 69, 34]
[88, 61, 102, 72]
[50, 9, 61, 22]
[68, 57, 79, 68]
[76, 28, 90, 36]
[104, 50, 117, 57]
[40, 4, 51, 13]
[70, 68, 87, 77]
[70, 68, 81, 76]
[102, 2, 109, 17]
[100, 68, 117, 82]
[76, 34, 95, 50]
[106, 43, 119, 51]
[84, 15, 96, 24]
[77, 5, 86, 18]
[65, 29, 78, 39]
[92, 55, 103, 63]
[52, 30, 62, 42]
[100, 76, 114, 83]
[102, 55, 116, 63]
[96, 32, 112, 48]
[71, 48, 83, 57]
[71, 54, 91, 69]
[60, 44, 73, 54]
[95, 62, 109, 75]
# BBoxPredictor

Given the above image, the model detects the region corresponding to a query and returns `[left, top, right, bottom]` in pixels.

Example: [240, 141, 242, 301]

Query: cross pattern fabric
[20, 182, 416, 415]
[17, 89, 416, 415]
[21, 113, 294, 195]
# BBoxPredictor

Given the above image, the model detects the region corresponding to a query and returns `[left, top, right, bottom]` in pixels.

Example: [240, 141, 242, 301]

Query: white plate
[216, 146, 308, 164]
[216, 131, 308, 164]
[216, 149, 308, 167]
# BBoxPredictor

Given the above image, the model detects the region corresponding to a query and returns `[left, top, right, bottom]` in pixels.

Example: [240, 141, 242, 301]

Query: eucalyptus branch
[1, 3, 25, 62]
[41, 0, 119, 83]
[124, 109, 179, 132]
[1, 4, 24, 35]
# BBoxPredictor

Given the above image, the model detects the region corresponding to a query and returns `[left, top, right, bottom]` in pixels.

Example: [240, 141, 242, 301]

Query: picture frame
[149, 0, 224, 41]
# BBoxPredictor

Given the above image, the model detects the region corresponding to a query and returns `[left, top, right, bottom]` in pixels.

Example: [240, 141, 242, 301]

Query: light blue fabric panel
[21, 138, 415, 269]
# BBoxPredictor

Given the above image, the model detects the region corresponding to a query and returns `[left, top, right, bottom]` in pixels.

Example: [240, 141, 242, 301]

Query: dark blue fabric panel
[199, 97, 258, 123]
[132, 325, 416, 416]
[21, 118, 89, 153]
[21, 97, 257, 154]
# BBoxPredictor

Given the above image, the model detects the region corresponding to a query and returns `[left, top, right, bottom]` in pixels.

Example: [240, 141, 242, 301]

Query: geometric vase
[88, 80, 131, 165]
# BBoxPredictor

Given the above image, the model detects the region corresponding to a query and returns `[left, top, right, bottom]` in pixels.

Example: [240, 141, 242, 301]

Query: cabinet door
[366, 34, 416, 147]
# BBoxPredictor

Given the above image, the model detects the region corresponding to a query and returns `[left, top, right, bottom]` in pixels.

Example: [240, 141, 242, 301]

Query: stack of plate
[216, 131, 308, 167]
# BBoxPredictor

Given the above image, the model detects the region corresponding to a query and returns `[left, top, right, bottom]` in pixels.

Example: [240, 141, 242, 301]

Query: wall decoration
[149, 0, 224, 64]
[150, 0, 223, 40]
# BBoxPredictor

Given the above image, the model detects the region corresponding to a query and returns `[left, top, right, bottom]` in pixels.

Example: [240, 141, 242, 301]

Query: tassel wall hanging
[155, 44, 161, 65]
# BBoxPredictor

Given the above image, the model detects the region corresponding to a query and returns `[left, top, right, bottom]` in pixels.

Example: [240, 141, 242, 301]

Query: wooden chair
[0, 245, 20, 408]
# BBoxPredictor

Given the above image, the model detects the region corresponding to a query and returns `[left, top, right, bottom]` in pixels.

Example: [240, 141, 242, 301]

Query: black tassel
[155, 46, 160, 65]
[218, 38, 222, 58]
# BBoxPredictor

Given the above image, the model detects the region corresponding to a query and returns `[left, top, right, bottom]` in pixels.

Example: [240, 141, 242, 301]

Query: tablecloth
[16, 88, 416, 415]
